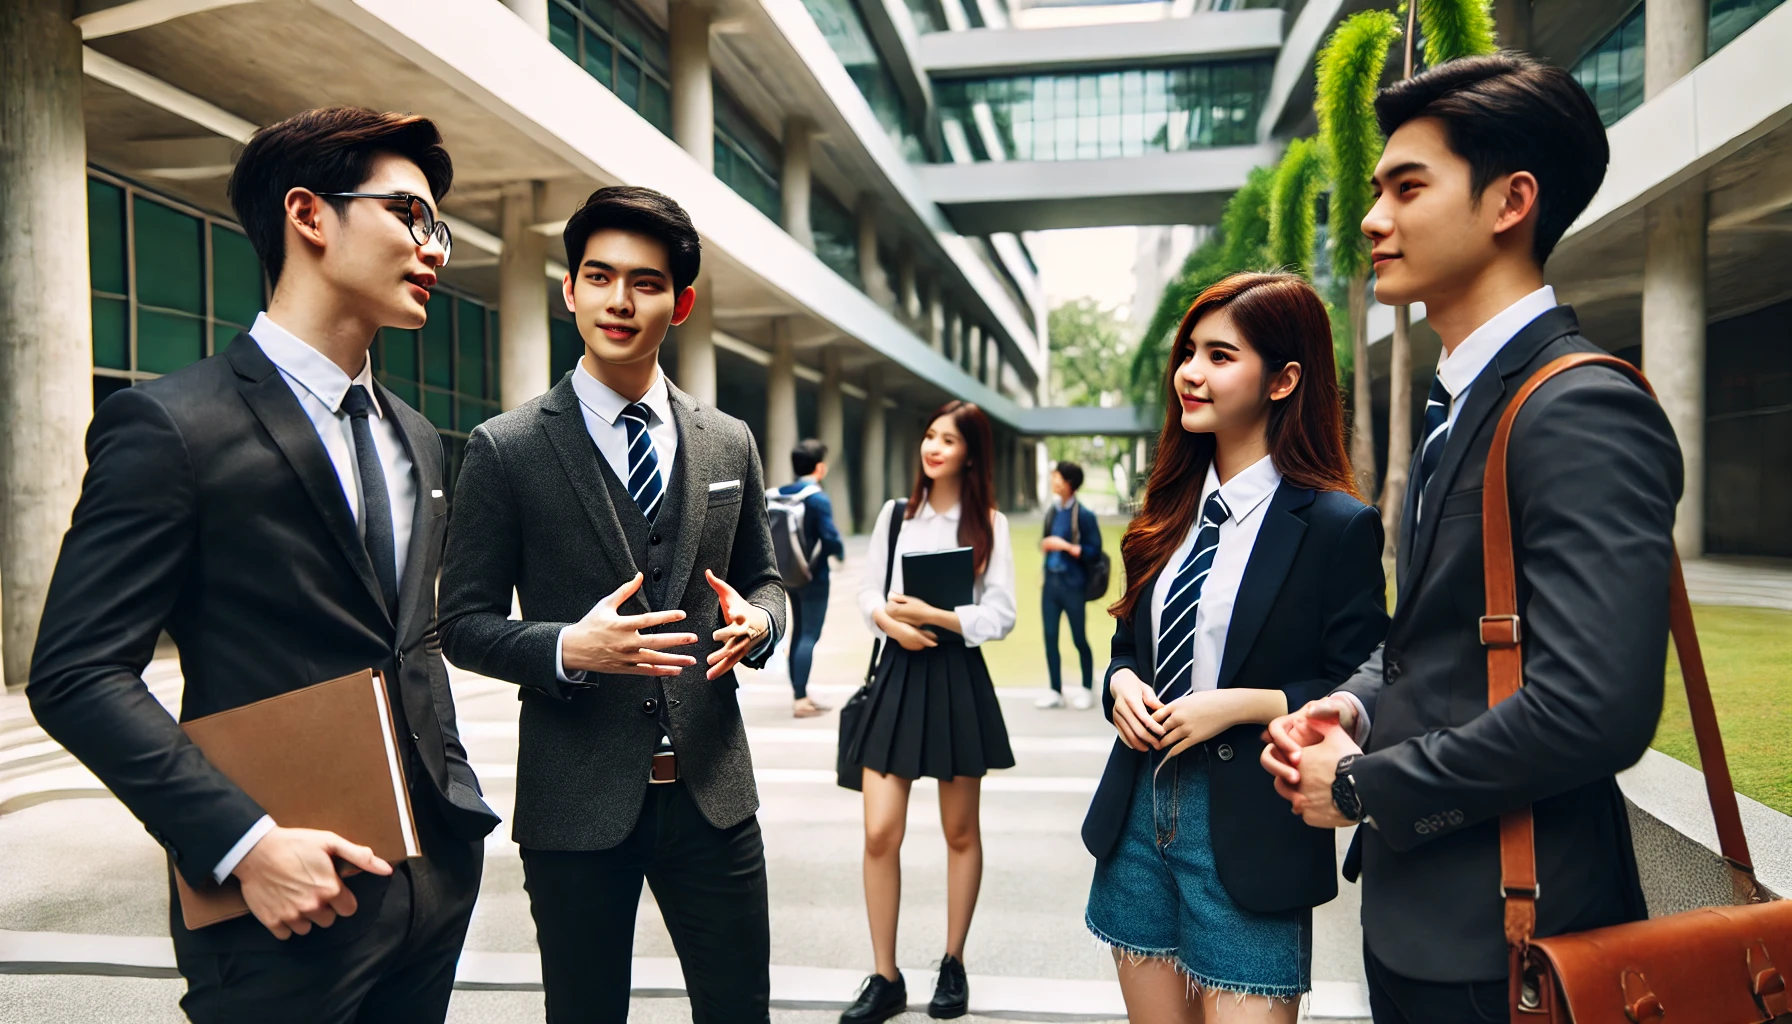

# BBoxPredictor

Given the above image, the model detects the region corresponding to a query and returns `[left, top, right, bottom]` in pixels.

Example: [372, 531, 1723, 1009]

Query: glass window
[812, 186, 861, 286]
[546, 0, 673, 139]
[715, 86, 783, 220]
[1572, 5, 1645, 126]
[551, 315, 584, 382]
[929, 60, 1270, 164]
[798, 0, 930, 160]
[88, 179, 129, 371]
[1710, 0, 1785, 54]
[421, 291, 453, 389]
[211, 225, 263, 336]
[135, 195, 205, 379]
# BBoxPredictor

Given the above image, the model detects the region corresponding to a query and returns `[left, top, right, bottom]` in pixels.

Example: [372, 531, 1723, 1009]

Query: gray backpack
[766, 483, 823, 589]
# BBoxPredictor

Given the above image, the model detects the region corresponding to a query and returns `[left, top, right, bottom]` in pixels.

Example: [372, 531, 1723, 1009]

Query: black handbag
[837, 499, 906, 791]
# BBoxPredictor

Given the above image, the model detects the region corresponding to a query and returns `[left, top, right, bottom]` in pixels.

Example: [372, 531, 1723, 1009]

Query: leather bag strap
[1480, 353, 1764, 957]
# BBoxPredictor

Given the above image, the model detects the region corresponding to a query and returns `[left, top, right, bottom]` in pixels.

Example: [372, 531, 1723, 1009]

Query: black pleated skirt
[851, 637, 1015, 781]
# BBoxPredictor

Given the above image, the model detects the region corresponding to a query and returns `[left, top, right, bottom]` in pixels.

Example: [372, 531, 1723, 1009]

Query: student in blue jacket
[1037, 460, 1103, 709]
[778, 438, 846, 717]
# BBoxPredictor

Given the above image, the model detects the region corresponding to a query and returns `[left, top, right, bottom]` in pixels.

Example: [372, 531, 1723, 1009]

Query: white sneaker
[1070, 688, 1094, 710]
[1035, 692, 1065, 709]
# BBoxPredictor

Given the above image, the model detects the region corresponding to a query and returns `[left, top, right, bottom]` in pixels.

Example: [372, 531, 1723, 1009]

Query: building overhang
[917, 143, 1281, 233]
[917, 8, 1283, 78]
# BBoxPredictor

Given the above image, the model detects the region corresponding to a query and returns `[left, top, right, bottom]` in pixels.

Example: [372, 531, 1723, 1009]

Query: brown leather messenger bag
[1483, 352, 1792, 1022]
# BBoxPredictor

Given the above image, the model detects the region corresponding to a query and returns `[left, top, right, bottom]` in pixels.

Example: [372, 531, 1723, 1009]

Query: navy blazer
[1080, 482, 1389, 914]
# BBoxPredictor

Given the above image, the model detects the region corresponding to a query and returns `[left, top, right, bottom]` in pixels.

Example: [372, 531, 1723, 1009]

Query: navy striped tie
[620, 401, 664, 521]
[1413, 376, 1451, 523]
[1154, 491, 1231, 703]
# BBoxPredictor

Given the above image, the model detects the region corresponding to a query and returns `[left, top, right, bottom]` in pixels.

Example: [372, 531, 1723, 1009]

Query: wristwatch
[1331, 753, 1365, 822]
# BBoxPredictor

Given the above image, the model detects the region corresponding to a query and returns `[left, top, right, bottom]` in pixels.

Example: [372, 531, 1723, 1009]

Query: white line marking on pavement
[469, 764, 1098, 792]
[0, 930, 1367, 1020]
[457, 720, 1115, 754]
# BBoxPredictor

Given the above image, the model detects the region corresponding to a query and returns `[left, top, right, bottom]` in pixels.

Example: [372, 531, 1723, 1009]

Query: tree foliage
[1316, 9, 1400, 283]
[1267, 136, 1327, 275]
[1412, 0, 1497, 66]
[1048, 298, 1131, 408]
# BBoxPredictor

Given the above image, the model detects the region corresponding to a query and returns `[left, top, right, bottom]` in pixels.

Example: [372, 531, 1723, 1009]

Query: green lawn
[1656, 604, 1792, 815]
[987, 519, 1792, 816]
[983, 522, 1129, 691]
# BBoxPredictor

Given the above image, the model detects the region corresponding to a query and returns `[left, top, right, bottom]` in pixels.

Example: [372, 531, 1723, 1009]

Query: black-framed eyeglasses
[312, 191, 453, 265]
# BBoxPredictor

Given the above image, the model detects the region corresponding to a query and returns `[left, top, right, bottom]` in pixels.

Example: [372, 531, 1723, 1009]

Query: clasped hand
[1108, 669, 1243, 758]
[1260, 696, 1364, 828]
[875, 594, 947, 651]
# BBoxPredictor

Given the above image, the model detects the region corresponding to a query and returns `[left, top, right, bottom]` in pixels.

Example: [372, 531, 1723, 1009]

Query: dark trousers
[1042, 573, 1093, 692]
[176, 786, 484, 1024]
[1366, 943, 1508, 1024]
[787, 577, 829, 700]
[521, 781, 771, 1024]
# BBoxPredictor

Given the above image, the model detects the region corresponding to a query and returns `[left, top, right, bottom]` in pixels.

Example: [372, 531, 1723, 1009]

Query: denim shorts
[1085, 748, 1311, 999]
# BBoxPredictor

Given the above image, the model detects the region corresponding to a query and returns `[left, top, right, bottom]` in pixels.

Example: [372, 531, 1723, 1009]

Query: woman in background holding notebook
[1081, 273, 1388, 1023]
[841, 399, 1016, 1023]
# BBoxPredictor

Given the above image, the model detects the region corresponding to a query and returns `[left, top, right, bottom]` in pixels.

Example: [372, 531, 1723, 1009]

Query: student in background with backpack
[1037, 461, 1103, 710]
[774, 439, 846, 718]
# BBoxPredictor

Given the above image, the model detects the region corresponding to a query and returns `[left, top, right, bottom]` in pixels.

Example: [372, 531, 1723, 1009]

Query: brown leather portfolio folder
[173, 669, 420, 929]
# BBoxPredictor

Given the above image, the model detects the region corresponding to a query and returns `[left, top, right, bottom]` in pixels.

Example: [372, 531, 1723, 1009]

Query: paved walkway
[0, 536, 1371, 1022]
[1680, 556, 1792, 611]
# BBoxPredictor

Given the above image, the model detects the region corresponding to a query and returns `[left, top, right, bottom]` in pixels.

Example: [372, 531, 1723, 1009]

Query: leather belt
[649, 750, 679, 784]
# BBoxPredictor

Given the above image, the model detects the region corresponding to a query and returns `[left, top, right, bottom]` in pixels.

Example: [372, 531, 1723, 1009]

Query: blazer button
[668, 698, 681, 709]
[651, 567, 663, 582]
[650, 533, 661, 545]
[1216, 743, 1235, 762]
[642, 698, 658, 715]
[411, 731, 421, 742]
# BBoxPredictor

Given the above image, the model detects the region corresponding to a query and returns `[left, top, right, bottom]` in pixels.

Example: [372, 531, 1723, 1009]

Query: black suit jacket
[1081, 482, 1388, 914]
[1335, 306, 1682, 981]
[28, 335, 500, 950]
[438, 374, 785, 851]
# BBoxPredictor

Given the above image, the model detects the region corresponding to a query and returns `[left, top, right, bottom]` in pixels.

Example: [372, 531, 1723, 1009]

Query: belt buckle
[649, 750, 678, 784]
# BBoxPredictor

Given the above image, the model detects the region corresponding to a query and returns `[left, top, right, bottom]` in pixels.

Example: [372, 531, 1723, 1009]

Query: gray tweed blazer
[438, 372, 785, 850]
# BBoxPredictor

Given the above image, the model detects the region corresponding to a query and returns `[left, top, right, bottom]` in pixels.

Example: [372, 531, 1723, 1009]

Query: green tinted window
[88, 179, 127, 296]
[137, 308, 205, 374]
[551, 316, 584, 381]
[211, 225, 263, 329]
[93, 297, 128, 370]
[133, 196, 203, 314]
[421, 292, 453, 388]
[381, 326, 419, 384]
[456, 297, 486, 399]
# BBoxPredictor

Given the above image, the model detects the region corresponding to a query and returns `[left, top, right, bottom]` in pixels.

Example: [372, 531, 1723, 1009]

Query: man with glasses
[30, 107, 498, 1023]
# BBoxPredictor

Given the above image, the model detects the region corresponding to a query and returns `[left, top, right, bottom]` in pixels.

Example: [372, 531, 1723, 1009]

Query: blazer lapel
[225, 335, 390, 624]
[380, 380, 439, 644]
[1132, 568, 1163, 687]
[663, 381, 711, 607]
[538, 377, 646, 611]
[1399, 306, 1580, 598]
[1217, 483, 1313, 690]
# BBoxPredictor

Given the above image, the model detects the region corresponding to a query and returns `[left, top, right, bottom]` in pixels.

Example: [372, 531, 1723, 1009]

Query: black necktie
[342, 385, 399, 616]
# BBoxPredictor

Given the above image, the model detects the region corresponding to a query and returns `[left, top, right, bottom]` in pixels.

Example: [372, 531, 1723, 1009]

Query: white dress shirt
[1337, 286, 1559, 746]
[1148, 456, 1281, 694]
[858, 497, 1017, 648]
[216, 313, 420, 882]
[554, 360, 774, 683]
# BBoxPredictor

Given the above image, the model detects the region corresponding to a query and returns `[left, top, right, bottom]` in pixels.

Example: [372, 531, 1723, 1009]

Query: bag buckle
[1621, 970, 1664, 1023]
[1480, 614, 1522, 647]
[1499, 883, 1539, 899]
[1749, 941, 1788, 1018]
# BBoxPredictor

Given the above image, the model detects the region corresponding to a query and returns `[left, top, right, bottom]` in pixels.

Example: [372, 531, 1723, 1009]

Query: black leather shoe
[840, 971, 906, 1024]
[929, 954, 968, 1018]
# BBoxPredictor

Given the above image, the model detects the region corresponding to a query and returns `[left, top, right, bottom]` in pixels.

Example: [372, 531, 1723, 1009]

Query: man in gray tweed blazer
[439, 186, 785, 1023]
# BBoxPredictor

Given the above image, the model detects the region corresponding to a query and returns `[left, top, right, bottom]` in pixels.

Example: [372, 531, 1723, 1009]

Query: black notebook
[901, 547, 975, 611]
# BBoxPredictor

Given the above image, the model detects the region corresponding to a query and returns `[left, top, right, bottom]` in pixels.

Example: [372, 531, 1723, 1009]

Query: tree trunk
[1348, 272, 1377, 499]
[1379, 304, 1413, 573]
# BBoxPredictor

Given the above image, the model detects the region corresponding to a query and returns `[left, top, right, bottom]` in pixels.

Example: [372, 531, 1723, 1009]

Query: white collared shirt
[570, 359, 677, 499]
[1149, 455, 1281, 695]
[1433, 286, 1558, 430]
[858, 496, 1017, 648]
[219, 313, 420, 883]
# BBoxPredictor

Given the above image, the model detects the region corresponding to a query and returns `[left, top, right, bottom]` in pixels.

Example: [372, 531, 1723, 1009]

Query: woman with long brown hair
[841, 400, 1016, 1023]
[1080, 273, 1389, 1023]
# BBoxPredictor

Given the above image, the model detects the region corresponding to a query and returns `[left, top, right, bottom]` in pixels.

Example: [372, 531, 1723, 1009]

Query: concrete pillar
[781, 118, 814, 251]
[897, 254, 920, 327]
[817, 346, 854, 530]
[502, 0, 549, 36]
[887, 405, 913, 504]
[944, 310, 961, 365]
[1, 0, 91, 689]
[857, 200, 894, 309]
[765, 320, 798, 485]
[1643, 188, 1708, 556]
[926, 285, 945, 351]
[668, 0, 716, 403]
[1642, 0, 1708, 556]
[859, 369, 886, 529]
[967, 324, 983, 383]
[499, 182, 550, 409]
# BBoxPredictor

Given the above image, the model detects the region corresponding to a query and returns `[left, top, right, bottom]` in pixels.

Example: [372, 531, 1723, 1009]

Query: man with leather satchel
[1259, 55, 1686, 1022]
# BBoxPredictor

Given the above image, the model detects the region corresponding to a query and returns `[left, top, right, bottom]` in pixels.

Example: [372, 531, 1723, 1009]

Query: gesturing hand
[561, 572, 699, 676]
[1108, 668, 1165, 752]
[706, 569, 770, 681]
[234, 826, 392, 940]
[1260, 695, 1359, 788]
